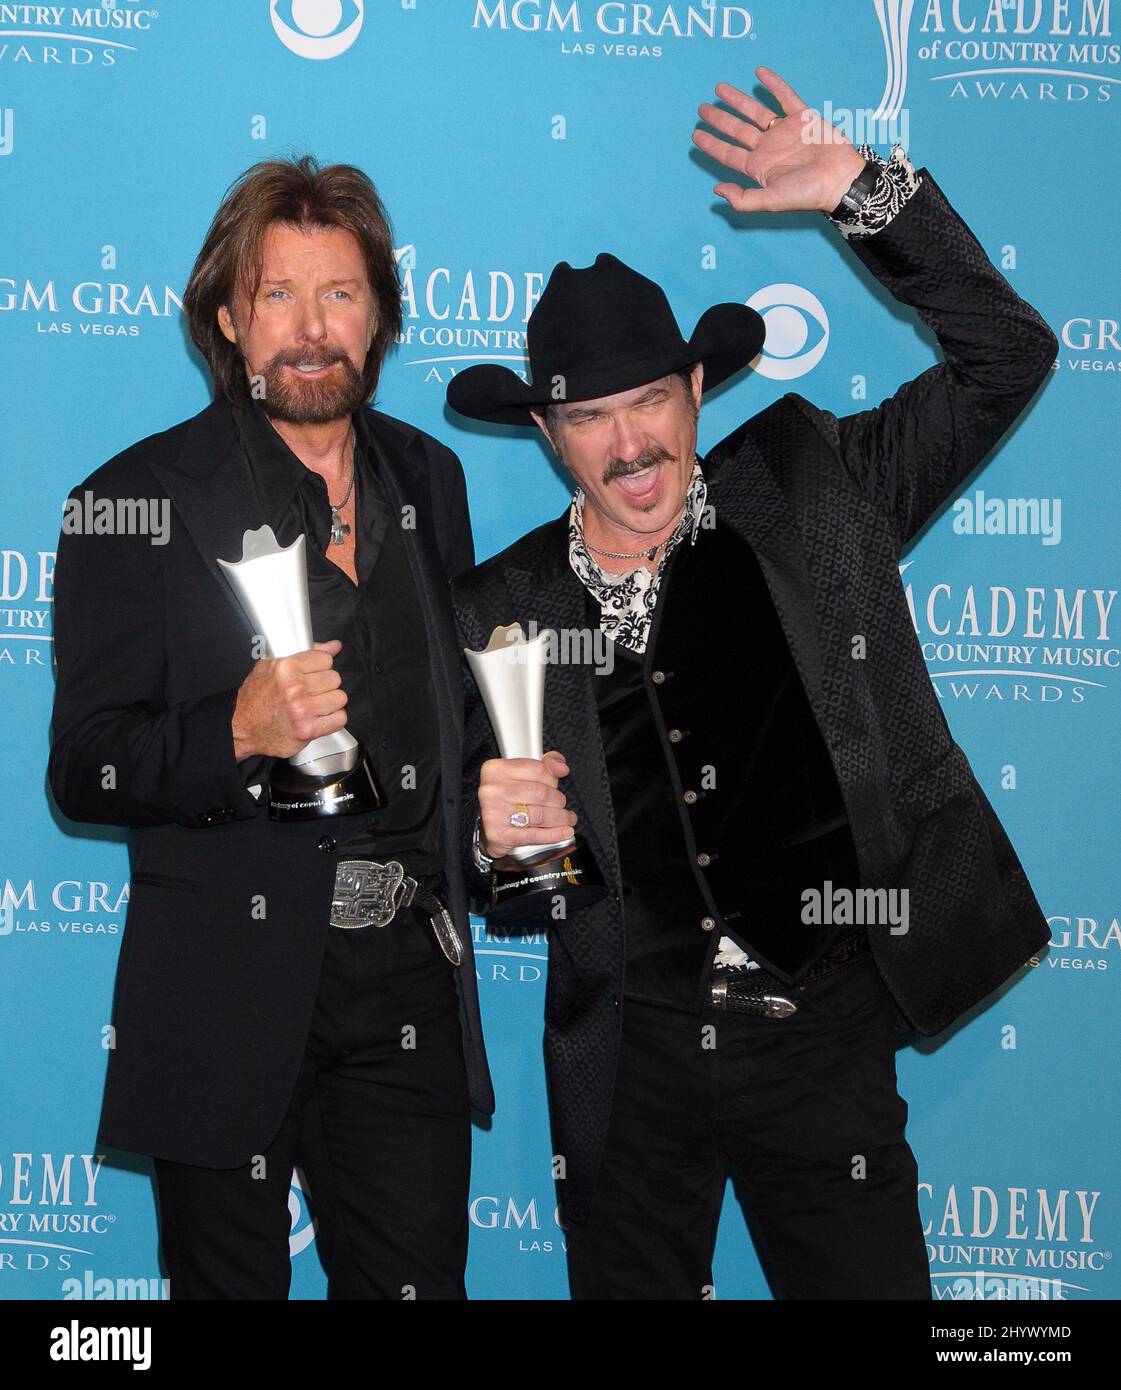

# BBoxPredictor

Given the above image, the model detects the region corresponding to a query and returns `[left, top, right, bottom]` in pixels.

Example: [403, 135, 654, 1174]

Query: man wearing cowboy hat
[448, 68, 1057, 1299]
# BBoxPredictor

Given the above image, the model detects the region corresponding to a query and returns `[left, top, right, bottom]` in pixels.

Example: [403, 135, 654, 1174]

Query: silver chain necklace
[586, 537, 669, 562]
[328, 427, 356, 545]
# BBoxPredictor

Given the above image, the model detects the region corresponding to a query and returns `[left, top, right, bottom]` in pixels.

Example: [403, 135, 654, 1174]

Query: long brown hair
[183, 154, 402, 404]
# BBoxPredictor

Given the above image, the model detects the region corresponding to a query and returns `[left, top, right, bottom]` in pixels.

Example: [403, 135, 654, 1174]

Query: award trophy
[218, 525, 382, 821]
[465, 622, 605, 923]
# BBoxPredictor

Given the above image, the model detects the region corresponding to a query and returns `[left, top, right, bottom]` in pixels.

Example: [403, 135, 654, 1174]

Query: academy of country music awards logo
[0, 1, 161, 68]
[0, 545, 53, 670]
[0, 1151, 116, 1278]
[392, 245, 541, 386]
[921, 1180, 1111, 1299]
[471, 917, 548, 984]
[873, 0, 1118, 110]
[899, 559, 1118, 703]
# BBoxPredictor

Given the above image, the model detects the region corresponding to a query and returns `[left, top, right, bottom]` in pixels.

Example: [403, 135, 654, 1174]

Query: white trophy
[218, 525, 382, 821]
[465, 622, 604, 921]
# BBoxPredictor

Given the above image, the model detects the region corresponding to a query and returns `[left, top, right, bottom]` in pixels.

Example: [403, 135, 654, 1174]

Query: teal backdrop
[0, 0, 1117, 1300]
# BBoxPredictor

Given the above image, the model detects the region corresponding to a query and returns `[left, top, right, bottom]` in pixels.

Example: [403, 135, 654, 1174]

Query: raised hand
[693, 66, 867, 216]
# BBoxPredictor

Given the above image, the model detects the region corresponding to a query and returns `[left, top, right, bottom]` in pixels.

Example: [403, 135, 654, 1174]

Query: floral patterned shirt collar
[567, 460, 707, 655]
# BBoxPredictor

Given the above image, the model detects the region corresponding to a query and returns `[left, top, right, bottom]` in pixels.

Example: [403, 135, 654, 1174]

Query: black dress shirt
[229, 400, 443, 879]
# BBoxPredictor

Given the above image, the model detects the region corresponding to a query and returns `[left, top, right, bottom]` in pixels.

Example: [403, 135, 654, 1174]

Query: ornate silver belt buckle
[330, 860, 415, 929]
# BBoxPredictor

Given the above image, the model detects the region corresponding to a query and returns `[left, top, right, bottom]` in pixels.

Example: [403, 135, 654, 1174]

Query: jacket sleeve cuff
[174, 685, 266, 827]
[827, 143, 922, 240]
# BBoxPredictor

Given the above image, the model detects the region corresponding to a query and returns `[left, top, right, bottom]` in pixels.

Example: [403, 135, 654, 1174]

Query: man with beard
[49, 155, 493, 1299]
[447, 70, 1056, 1298]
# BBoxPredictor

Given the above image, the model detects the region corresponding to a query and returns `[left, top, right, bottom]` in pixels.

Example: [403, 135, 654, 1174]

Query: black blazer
[49, 397, 495, 1167]
[452, 167, 1058, 1224]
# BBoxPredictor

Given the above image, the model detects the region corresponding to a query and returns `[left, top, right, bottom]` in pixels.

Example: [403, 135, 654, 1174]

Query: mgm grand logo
[472, 1, 753, 54]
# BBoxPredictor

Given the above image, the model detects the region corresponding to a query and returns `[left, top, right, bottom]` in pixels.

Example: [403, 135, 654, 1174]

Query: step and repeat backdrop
[0, 0, 1117, 1301]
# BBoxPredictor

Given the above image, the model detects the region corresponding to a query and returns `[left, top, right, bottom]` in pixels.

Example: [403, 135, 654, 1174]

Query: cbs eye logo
[270, 0, 364, 60]
[745, 283, 830, 380]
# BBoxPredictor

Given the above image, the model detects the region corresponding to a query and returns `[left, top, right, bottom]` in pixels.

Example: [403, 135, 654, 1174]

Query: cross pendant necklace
[328, 427, 356, 545]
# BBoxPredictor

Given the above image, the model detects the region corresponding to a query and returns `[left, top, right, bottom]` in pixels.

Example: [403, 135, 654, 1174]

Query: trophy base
[267, 754, 383, 822]
[487, 839, 606, 925]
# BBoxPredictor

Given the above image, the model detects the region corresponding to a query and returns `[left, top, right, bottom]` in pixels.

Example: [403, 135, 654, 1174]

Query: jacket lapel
[366, 419, 464, 752]
[148, 398, 262, 640]
[703, 427, 827, 720]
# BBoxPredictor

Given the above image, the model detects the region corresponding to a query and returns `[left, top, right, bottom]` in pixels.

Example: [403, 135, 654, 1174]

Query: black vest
[593, 519, 861, 1012]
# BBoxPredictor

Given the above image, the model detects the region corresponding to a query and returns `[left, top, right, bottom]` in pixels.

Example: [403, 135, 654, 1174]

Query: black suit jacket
[49, 397, 495, 1166]
[452, 167, 1058, 1224]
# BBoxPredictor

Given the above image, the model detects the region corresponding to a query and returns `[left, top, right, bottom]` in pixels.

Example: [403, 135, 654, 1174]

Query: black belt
[329, 858, 463, 966]
[709, 926, 870, 1018]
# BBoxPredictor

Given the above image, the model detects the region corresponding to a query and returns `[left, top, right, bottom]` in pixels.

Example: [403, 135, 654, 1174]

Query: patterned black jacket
[452, 167, 1058, 1224]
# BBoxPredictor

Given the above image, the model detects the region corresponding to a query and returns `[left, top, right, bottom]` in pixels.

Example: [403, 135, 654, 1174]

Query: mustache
[270, 347, 350, 371]
[603, 444, 674, 486]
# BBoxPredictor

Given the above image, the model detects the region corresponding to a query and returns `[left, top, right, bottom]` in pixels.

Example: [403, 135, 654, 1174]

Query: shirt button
[374, 662, 383, 674]
[651, 670, 666, 685]
[683, 790, 698, 805]
[668, 728, 683, 743]
[701, 916, 716, 932]
[696, 852, 711, 867]
[317, 835, 337, 854]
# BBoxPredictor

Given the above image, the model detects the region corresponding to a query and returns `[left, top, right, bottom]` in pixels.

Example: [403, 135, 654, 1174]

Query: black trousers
[565, 949, 932, 1300]
[153, 905, 470, 1300]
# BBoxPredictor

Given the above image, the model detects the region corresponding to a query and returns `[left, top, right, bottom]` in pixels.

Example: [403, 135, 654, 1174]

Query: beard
[248, 344, 368, 425]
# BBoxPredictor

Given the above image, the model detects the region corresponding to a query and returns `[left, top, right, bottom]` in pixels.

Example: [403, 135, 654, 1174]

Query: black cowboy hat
[445, 252, 766, 427]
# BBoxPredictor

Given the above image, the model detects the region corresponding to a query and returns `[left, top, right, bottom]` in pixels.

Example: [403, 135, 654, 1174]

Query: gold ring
[767, 115, 784, 130]
[508, 803, 531, 829]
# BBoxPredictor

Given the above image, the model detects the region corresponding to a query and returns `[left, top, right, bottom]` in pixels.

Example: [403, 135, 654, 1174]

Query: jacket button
[701, 916, 716, 932]
[317, 835, 337, 854]
[651, 670, 666, 685]
[668, 728, 684, 743]
[696, 852, 711, 867]
[683, 790, 698, 805]
[197, 812, 213, 826]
